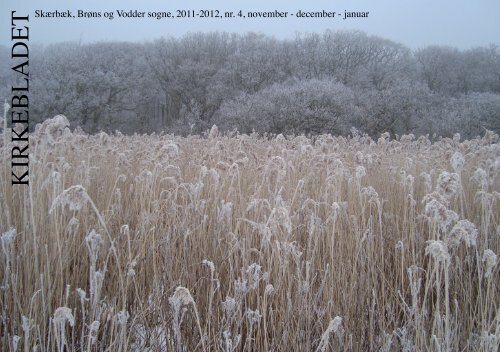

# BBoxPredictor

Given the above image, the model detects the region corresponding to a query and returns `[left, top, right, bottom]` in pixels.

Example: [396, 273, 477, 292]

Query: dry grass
[1, 117, 498, 351]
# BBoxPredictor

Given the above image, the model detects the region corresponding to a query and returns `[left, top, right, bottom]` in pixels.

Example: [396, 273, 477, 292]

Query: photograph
[0, 0, 499, 351]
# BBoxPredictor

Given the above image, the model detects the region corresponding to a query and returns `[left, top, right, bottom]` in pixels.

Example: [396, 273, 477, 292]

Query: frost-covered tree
[1, 29, 498, 137]
[217, 79, 359, 135]
[31, 42, 151, 132]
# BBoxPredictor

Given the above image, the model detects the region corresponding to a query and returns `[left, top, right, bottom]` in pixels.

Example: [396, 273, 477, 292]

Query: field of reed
[1, 115, 498, 351]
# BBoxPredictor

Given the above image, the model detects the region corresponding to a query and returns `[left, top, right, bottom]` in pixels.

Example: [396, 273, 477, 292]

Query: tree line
[1, 30, 499, 137]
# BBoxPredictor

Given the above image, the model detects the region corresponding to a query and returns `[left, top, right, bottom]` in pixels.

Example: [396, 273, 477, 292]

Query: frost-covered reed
[0, 117, 498, 351]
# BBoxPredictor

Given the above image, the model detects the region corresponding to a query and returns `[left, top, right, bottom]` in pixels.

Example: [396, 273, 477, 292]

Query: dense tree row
[1, 30, 499, 137]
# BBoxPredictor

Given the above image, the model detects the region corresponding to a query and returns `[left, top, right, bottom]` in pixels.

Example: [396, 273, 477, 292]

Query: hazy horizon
[1, 0, 500, 50]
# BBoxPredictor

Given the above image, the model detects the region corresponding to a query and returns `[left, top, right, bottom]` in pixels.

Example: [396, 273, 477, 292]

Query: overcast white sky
[1, 0, 500, 49]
